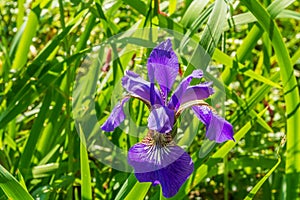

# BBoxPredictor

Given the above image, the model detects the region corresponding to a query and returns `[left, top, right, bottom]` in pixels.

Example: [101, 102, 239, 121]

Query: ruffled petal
[122, 70, 163, 105]
[101, 97, 130, 132]
[192, 105, 234, 143]
[147, 39, 179, 101]
[168, 69, 203, 110]
[180, 82, 214, 105]
[148, 106, 175, 133]
[128, 142, 194, 198]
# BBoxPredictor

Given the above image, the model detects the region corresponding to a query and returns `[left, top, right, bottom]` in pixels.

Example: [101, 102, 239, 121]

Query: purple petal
[122, 70, 162, 105]
[128, 143, 194, 198]
[101, 97, 129, 132]
[192, 105, 234, 143]
[168, 70, 203, 110]
[180, 82, 214, 105]
[148, 106, 175, 133]
[147, 39, 179, 101]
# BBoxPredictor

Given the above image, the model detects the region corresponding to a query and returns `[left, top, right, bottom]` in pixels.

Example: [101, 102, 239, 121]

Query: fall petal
[128, 143, 194, 198]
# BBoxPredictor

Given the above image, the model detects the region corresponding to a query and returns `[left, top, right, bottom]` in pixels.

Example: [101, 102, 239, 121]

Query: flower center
[142, 130, 174, 147]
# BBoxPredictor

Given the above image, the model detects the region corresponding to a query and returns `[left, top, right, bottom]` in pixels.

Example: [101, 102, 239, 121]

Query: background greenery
[0, 0, 299, 199]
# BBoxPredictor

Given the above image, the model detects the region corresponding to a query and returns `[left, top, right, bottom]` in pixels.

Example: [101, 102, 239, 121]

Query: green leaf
[169, 0, 176, 15]
[115, 174, 137, 200]
[32, 163, 60, 178]
[244, 155, 281, 199]
[11, 0, 52, 70]
[11, 10, 39, 71]
[123, 0, 147, 15]
[18, 89, 53, 176]
[0, 165, 33, 200]
[278, 9, 300, 20]
[79, 125, 92, 200]
[124, 182, 151, 200]
[181, 0, 209, 27]
[199, 0, 227, 57]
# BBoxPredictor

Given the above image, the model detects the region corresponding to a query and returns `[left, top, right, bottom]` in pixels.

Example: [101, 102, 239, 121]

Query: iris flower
[101, 39, 234, 198]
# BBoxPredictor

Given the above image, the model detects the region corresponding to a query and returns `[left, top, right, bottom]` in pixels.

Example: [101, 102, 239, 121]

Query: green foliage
[0, 165, 33, 200]
[0, 0, 299, 199]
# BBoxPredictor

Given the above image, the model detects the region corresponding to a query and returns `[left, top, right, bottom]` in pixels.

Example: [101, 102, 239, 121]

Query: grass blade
[0, 165, 33, 200]
[169, 0, 176, 15]
[244, 150, 282, 199]
[18, 89, 52, 176]
[181, 0, 209, 27]
[79, 125, 92, 200]
[124, 182, 151, 200]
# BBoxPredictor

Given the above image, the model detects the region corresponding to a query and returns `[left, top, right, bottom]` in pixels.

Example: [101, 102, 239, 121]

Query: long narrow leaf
[79, 125, 92, 200]
[0, 165, 33, 200]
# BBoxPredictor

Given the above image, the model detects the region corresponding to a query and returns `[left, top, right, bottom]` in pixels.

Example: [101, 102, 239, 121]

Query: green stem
[224, 154, 229, 200]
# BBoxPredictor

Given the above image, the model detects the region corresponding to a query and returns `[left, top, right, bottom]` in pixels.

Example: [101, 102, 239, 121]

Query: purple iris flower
[101, 39, 234, 198]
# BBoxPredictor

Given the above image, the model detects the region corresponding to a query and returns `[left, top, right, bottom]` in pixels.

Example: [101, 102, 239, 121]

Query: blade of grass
[198, 0, 227, 67]
[18, 89, 52, 176]
[124, 182, 151, 200]
[16, 0, 25, 29]
[11, 0, 52, 70]
[11, 9, 39, 70]
[79, 125, 92, 200]
[184, 0, 227, 75]
[0, 11, 88, 129]
[168, 0, 176, 15]
[244, 139, 284, 200]
[278, 9, 300, 20]
[181, 0, 209, 27]
[31, 163, 60, 179]
[0, 164, 33, 200]
[223, 8, 299, 31]
[115, 174, 137, 200]
[123, 0, 147, 15]
[35, 91, 64, 156]
[179, 4, 213, 50]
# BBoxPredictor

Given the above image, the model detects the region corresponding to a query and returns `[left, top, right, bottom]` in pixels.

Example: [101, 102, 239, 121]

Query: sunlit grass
[0, 0, 299, 199]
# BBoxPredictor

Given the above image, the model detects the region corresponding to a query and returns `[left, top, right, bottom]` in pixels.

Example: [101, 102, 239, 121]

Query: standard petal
[122, 70, 162, 106]
[148, 106, 175, 133]
[128, 143, 194, 198]
[168, 69, 203, 110]
[192, 105, 234, 143]
[180, 82, 214, 105]
[147, 39, 179, 101]
[101, 97, 129, 132]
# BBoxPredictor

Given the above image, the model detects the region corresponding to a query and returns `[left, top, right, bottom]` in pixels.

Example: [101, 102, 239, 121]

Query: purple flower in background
[101, 39, 234, 198]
